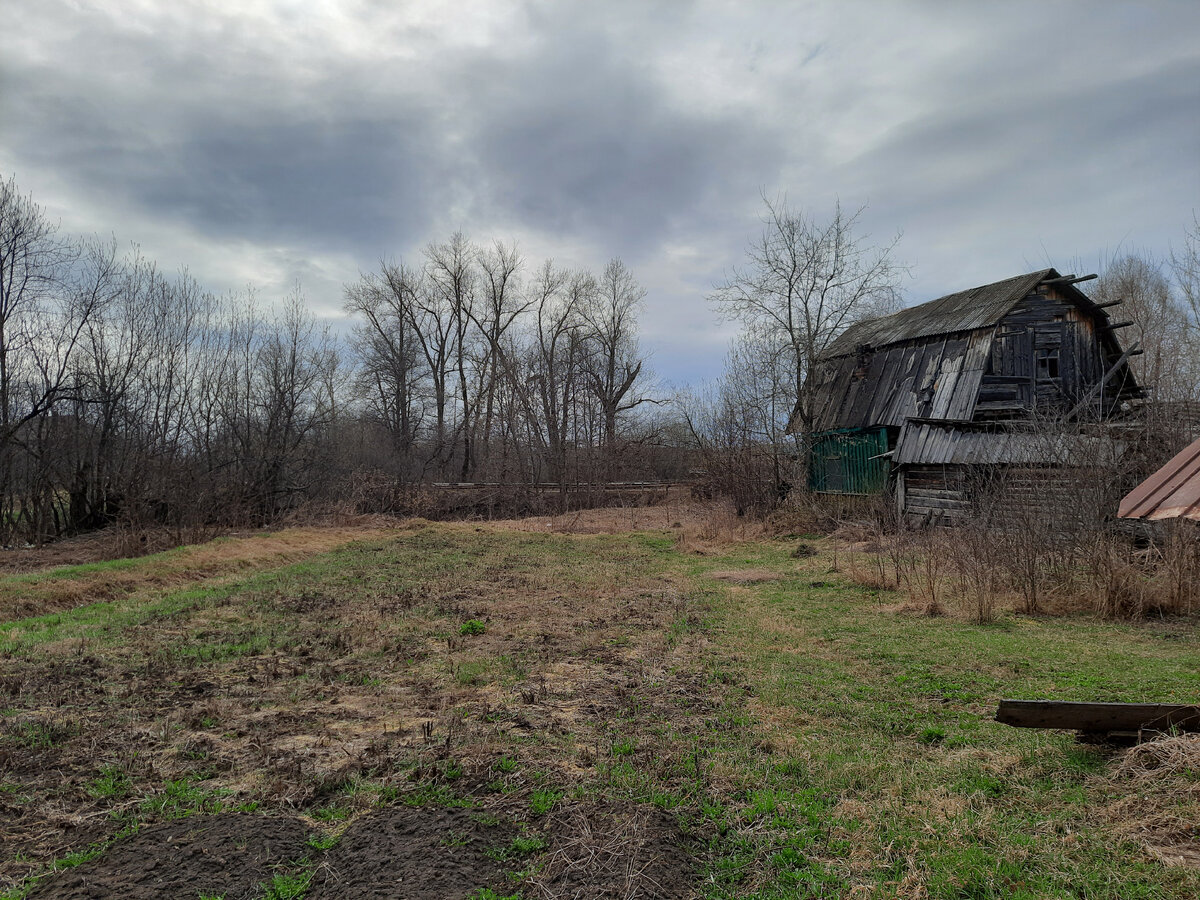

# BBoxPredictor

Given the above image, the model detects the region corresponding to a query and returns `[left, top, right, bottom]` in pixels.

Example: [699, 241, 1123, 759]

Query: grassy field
[1, 518, 1198, 898]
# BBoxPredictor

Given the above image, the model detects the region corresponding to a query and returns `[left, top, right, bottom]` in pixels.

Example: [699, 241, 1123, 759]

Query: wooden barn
[799, 268, 1142, 523]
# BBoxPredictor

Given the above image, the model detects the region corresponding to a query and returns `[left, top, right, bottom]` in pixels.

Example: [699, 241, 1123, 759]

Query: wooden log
[996, 700, 1200, 733]
[1041, 273, 1098, 285]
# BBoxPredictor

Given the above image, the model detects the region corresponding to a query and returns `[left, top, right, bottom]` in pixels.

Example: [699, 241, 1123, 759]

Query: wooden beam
[1041, 273, 1099, 286]
[1094, 299, 1123, 309]
[1065, 340, 1140, 420]
[1103, 320, 1134, 331]
[997, 700, 1200, 733]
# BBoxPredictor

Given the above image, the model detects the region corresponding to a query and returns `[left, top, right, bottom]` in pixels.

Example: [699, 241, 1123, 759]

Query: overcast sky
[3, 0, 1198, 384]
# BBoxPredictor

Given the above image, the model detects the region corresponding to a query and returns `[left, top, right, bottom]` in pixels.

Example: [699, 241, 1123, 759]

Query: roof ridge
[824, 269, 1058, 357]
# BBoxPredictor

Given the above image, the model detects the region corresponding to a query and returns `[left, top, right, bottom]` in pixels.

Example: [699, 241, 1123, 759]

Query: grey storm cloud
[1, 0, 1197, 384]
[2, 17, 446, 250]
[456, 28, 785, 259]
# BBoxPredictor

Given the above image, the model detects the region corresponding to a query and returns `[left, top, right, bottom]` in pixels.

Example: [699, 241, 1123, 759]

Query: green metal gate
[807, 426, 891, 494]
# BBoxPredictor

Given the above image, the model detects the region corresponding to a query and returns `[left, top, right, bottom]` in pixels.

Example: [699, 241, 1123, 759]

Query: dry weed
[1100, 734, 1200, 868]
[1112, 733, 1200, 783]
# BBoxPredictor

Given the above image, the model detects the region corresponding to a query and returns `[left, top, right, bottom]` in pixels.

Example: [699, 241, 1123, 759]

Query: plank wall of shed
[977, 288, 1116, 418]
[899, 464, 1111, 529]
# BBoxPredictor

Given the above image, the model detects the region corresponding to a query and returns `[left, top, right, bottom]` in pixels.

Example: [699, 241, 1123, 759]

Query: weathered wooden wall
[899, 463, 1111, 530]
[897, 465, 971, 523]
[978, 286, 1120, 418]
[811, 283, 1134, 434]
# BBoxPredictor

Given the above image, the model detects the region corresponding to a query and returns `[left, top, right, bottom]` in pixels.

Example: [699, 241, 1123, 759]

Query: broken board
[996, 700, 1200, 736]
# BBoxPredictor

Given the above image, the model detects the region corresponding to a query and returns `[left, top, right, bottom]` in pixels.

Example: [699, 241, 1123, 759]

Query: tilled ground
[0, 525, 720, 898]
[28, 815, 312, 900]
[6, 518, 1200, 899]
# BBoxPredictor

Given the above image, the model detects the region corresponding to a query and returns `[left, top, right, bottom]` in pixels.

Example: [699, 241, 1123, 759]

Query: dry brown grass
[707, 568, 785, 584]
[833, 524, 1200, 625]
[0, 524, 723, 891]
[0, 524, 398, 621]
[1102, 735, 1200, 869]
[497, 494, 774, 556]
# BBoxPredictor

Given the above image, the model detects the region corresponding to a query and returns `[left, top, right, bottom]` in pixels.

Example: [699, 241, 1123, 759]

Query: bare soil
[0, 524, 713, 897]
[308, 805, 513, 898]
[27, 814, 310, 900]
[707, 568, 786, 584]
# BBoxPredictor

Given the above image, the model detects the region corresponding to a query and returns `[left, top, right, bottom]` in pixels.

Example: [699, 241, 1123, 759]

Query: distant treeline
[0, 175, 690, 543]
[5, 172, 1197, 544]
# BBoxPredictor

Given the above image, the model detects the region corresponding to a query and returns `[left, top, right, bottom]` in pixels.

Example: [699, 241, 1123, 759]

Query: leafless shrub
[1089, 537, 1149, 619]
[948, 518, 1004, 624]
[903, 528, 947, 616]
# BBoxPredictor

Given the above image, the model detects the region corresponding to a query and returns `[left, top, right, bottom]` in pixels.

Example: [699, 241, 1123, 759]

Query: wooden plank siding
[898, 465, 972, 523]
[899, 463, 1109, 529]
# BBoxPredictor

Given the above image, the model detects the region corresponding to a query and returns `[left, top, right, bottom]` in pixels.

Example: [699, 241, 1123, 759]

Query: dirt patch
[28, 814, 310, 900]
[0, 525, 720, 896]
[530, 803, 695, 899]
[308, 805, 513, 898]
[708, 568, 784, 584]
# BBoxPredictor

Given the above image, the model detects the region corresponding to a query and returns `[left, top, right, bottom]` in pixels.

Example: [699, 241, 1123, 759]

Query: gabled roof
[1119, 437, 1200, 521]
[824, 269, 1055, 358]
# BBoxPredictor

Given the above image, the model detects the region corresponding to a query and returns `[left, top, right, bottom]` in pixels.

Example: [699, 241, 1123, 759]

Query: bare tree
[580, 258, 654, 461]
[509, 261, 585, 503]
[678, 327, 795, 514]
[344, 261, 426, 468]
[710, 197, 902, 435]
[1171, 213, 1200, 345]
[0, 177, 118, 537]
[1091, 251, 1198, 403]
[424, 233, 478, 479]
[471, 240, 529, 478]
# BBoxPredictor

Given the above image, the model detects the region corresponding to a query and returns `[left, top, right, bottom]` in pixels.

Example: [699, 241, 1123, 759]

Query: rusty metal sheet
[1119, 437, 1200, 521]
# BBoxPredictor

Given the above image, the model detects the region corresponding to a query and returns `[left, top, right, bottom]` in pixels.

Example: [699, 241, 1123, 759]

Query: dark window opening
[1036, 350, 1060, 380]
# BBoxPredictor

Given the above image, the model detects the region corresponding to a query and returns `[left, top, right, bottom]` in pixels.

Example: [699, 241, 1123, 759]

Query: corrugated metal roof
[895, 421, 1124, 467]
[1118, 437, 1200, 521]
[825, 269, 1054, 358]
